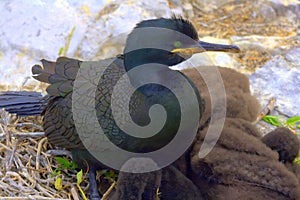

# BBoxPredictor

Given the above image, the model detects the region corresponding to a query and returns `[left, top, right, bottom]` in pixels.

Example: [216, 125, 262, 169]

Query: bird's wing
[33, 57, 126, 149]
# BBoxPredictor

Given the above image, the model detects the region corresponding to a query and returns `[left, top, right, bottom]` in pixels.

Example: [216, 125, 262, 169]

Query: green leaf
[297, 124, 300, 129]
[262, 115, 281, 127]
[104, 170, 118, 179]
[54, 157, 71, 168]
[58, 47, 64, 56]
[55, 177, 63, 191]
[77, 169, 83, 184]
[285, 116, 300, 126]
[69, 162, 77, 170]
[54, 157, 77, 170]
[295, 157, 300, 166]
[53, 168, 61, 176]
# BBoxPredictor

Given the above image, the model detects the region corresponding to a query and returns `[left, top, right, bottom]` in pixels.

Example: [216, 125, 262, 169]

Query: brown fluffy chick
[160, 165, 204, 200]
[262, 127, 300, 182]
[189, 118, 300, 200]
[176, 67, 300, 199]
[181, 66, 260, 126]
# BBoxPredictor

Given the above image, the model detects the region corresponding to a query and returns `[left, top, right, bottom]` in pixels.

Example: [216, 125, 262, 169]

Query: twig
[70, 185, 80, 200]
[0, 142, 12, 151]
[6, 140, 19, 171]
[20, 76, 31, 88]
[0, 123, 5, 135]
[3, 171, 31, 188]
[0, 132, 45, 139]
[253, 97, 276, 124]
[36, 137, 48, 170]
[1, 111, 11, 147]
[14, 156, 36, 187]
[12, 122, 43, 131]
[36, 183, 56, 198]
[101, 181, 116, 200]
[46, 149, 72, 157]
[274, 107, 292, 118]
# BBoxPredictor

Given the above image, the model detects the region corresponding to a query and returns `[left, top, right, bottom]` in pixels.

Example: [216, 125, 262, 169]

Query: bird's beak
[171, 40, 240, 57]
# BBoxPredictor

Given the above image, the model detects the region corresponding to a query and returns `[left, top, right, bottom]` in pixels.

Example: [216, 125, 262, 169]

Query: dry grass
[0, 83, 84, 199]
[0, 111, 115, 199]
[188, 0, 299, 72]
[0, 112, 73, 199]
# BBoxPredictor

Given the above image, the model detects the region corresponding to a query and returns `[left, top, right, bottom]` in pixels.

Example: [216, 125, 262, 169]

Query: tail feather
[32, 57, 81, 97]
[1, 57, 81, 117]
[31, 59, 56, 84]
[0, 91, 47, 116]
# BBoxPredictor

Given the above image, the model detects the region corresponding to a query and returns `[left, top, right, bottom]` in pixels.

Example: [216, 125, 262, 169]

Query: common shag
[0, 16, 240, 199]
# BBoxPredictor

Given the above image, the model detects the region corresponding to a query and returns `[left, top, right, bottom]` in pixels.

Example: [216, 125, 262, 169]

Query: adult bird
[0, 16, 240, 199]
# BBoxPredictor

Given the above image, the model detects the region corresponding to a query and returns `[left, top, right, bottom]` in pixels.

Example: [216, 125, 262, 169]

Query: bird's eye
[173, 41, 182, 48]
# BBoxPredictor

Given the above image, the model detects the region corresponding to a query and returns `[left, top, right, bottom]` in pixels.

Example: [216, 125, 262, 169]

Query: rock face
[0, 0, 180, 87]
[250, 48, 300, 117]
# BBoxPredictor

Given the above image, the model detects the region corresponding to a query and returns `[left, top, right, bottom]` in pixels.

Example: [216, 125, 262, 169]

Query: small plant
[58, 26, 76, 56]
[54, 156, 77, 171]
[53, 157, 78, 191]
[103, 169, 118, 179]
[76, 169, 88, 200]
[295, 157, 300, 165]
[262, 115, 300, 133]
[53, 157, 88, 198]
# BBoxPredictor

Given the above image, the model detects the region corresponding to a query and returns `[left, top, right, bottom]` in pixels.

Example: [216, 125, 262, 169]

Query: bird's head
[262, 127, 300, 163]
[124, 16, 240, 71]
